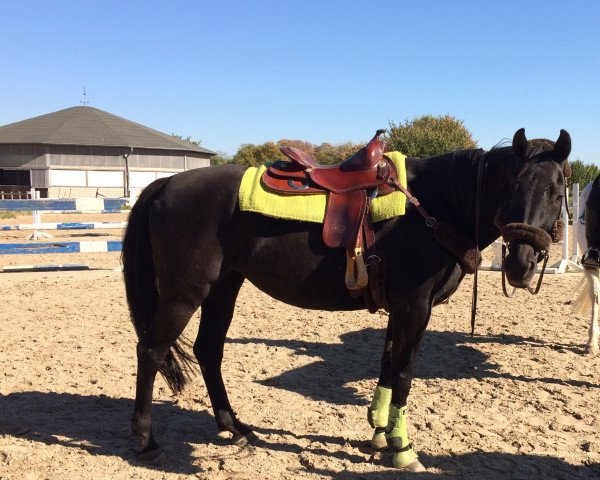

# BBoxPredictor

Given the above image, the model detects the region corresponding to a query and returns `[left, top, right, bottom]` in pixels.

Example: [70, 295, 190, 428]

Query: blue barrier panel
[0, 240, 123, 255]
[56, 222, 95, 230]
[0, 198, 126, 212]
[1, 221, 127, 231]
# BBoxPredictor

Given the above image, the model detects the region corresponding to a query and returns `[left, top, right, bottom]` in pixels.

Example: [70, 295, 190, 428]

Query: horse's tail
[573, 269, 600, 316]
[122, 177, 196, 394]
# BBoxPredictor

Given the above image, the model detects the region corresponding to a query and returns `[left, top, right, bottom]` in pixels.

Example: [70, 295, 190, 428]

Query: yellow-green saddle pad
[238, 151, 407, 223]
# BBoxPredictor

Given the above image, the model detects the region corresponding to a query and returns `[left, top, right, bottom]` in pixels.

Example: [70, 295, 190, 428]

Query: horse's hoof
[585, 345, 599, 355]
[404, 459, 426, 472]
[371, 431, 388, 450]
[392, 448, 425, 471]
[136, 445, 162, 461]
[232, 431, 258, 447]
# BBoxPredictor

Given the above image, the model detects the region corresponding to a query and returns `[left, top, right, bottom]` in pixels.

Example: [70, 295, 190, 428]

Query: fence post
[25, 189, 52, 241]
[562, 187, 569, 262]
[572, 183, 580, 261]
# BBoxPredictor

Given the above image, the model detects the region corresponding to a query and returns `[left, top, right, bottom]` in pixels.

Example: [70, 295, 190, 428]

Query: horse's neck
[406, 147, 518, 249]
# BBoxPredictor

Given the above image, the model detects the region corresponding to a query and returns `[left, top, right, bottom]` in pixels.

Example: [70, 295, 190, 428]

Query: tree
[313, 142, 365, 164]
[277, 139, 316, 156]
[232, 142, 281, 167]
[569, 159, 600, 191]
[229, 139, 369, 167]
[386, 115, 477, 158]
[210, 152, 232, 166]
[171, 134, 202, 147]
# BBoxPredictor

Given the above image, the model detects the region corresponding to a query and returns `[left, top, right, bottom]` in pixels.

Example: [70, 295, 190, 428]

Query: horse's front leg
[368, 315, 393, 450]
[368, 308, 427, 472]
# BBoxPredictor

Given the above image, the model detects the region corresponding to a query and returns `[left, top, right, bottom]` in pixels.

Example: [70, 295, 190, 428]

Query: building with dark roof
[0, 106, 215, 198]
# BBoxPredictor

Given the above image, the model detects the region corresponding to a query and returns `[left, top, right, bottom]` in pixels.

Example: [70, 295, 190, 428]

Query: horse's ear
[512, 128, 528, 158]
[554, 129, 571, 162]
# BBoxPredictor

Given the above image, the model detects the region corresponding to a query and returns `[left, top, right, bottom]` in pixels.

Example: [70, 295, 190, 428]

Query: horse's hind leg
[192, 271, 256, 445]
[132, 292, 205, 459]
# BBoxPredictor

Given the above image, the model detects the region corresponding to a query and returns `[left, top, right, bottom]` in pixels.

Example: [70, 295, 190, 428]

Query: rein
[470, 151, 488, 336]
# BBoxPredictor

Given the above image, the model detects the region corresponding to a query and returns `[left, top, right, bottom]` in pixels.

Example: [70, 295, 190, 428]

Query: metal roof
[0, 106, 216, 154]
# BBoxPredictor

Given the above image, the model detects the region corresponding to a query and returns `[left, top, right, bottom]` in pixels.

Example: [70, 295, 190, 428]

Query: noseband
[494, 209, 563, 296]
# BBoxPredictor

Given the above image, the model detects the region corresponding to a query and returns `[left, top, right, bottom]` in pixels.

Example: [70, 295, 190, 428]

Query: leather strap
[388, 177, 438, 228]
[470, 152, 487, 337]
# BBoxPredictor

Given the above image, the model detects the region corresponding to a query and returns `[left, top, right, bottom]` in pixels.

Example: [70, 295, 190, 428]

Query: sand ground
[0, 213, 599, 479]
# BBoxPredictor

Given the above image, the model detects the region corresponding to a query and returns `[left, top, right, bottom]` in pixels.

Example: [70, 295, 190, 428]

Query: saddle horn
[363, 129, 387, 168]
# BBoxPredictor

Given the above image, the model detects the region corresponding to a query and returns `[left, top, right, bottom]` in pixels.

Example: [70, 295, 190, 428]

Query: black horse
[122, 128, 571, 471]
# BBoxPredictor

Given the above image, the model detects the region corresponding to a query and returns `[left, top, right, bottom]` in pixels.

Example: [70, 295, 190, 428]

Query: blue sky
[1, 1, 599, 163]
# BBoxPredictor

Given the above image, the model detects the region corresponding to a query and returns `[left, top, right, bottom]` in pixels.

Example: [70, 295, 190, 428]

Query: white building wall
[130, 171, 158, 188]
[88, 170, 124, 187]
[50, 170, 86, 187]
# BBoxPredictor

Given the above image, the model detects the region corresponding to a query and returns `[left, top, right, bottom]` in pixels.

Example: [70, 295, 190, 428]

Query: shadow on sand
[229, 328, 597, 406]
[0, 391, 598, 478]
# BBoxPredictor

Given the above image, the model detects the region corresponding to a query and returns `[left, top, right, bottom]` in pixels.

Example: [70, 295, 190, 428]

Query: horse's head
[495, 128, 571, 288]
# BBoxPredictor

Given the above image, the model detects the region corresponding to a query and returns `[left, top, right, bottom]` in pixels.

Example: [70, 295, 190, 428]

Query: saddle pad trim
[238, 151, 407, 224]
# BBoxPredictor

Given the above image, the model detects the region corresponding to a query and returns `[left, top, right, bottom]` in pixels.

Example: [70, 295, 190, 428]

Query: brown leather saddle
[262, 130, 401, 298]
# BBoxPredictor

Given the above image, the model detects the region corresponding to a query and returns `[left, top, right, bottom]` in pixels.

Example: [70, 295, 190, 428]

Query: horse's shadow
[0, 391, 218, 474]
[306, 451, 600, 479]
[229, 327, 597, 406]
[1, 391, 598, 478]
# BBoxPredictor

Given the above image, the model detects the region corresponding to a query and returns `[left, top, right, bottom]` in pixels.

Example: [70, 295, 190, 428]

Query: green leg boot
[386, 404, 425, 471]
[367, 386, 391, 450]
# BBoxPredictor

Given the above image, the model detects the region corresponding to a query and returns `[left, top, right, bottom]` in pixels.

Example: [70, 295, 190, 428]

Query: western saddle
[262, 130, 403, 304]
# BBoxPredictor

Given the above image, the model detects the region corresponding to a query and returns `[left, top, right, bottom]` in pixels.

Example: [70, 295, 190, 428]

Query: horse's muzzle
[499, 222, 553, 289]
[503, 241, 540, 287]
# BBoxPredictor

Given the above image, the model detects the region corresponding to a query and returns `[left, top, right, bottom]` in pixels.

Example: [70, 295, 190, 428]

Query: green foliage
[569, 159, 600, 191]
[229, 139, 366, 167]
[232, 142, 281, 167]
[314, 142, 365, 165]
[277, 139, 315, 155]
[210, 153, 232, 166]
[386, 115, 477, 158]
[171, 134, 202, 146]
[0, 210, 16, 219]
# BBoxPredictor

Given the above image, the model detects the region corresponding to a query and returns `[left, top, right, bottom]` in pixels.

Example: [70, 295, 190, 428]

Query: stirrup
[345, 248, 369, 290]
[582, 248, 600, 269]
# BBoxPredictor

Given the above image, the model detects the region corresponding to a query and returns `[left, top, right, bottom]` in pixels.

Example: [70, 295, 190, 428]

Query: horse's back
[158, 164, 245, 211]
